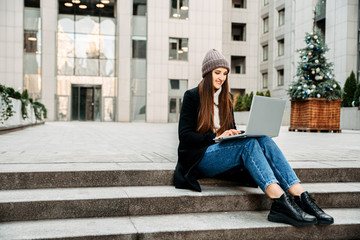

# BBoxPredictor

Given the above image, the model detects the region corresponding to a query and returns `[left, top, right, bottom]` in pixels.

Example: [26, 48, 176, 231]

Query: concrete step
[1, 162, 359, 190]
[1, 183, 359, 222]
[0, 208, 359, 240]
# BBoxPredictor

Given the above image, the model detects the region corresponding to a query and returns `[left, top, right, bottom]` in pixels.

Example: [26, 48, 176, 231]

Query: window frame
[278, 39, 284, 56]
[169, 37, 189, 61]
[263, 45, 268, 61]
[277, 69, 284, 86]
[262, 72, 268, 88]
[263, 17, 269, 33]
[278, 8, 285, 26]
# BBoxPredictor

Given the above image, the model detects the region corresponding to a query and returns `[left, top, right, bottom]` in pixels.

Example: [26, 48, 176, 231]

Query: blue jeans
[197, 136, 300, 193]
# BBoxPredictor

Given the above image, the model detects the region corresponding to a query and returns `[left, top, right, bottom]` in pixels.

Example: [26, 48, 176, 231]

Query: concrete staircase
[0, 163, 359, 239]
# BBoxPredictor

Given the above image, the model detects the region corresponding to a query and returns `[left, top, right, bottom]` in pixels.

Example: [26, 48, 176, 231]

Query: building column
[0, 0, 23, 89]
[41, 0, 57, 121]
[116, 0, 132, 122]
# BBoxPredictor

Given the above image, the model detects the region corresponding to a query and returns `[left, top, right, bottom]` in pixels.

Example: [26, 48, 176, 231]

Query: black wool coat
[174, 86, 257, 192]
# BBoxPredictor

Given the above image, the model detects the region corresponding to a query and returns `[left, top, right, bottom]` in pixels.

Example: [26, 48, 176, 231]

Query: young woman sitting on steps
[174, 49, 334, 227]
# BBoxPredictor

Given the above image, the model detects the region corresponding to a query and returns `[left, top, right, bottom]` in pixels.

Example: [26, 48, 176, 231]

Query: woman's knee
[257, 136, 275, 147]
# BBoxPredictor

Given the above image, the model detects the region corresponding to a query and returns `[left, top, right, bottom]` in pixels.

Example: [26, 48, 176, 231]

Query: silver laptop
[214, 95, 286, 142]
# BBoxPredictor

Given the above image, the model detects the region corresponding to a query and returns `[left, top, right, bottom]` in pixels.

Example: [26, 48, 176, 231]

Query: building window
[57, 0, 116, 77]
[170, 79, 180, 89]
[232, 23, 246, 41]
[169, 38, 188, 61]
[277, 69, 284, 86]
[263, 17, 269, 33]
[232, 0, 246, 8]
[231, 56, 246, 74]
[132, 37, 147, 59]
[170, 0, 189, 20]
[262, 73, 268, 88]
[263, 45, 268, 61]
[264, 0, 269, 6]
[133, 0, 147, 16]
[278, 39, 284, 56]
[278, 8, 285, 26]
[23, 0, 41, 101]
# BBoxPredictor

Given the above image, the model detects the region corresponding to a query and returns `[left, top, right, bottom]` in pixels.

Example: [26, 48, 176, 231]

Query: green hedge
[0, 84, 47, 122]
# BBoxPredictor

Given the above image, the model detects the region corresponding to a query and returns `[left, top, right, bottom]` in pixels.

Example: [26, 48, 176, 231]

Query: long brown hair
[197, 72, 233, 135]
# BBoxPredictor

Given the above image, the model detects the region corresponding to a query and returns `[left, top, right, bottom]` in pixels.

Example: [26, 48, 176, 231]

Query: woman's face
[212, 67, 228, 92]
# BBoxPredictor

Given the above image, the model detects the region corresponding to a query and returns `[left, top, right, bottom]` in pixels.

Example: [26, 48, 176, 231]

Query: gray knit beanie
[202, 49, 230, 78]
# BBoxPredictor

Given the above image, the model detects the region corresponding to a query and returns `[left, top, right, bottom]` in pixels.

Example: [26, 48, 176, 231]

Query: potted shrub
[287, 31, 342, 132]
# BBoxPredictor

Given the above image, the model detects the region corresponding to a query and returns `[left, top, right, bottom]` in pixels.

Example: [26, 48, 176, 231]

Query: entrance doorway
[71, 85, 101, 121]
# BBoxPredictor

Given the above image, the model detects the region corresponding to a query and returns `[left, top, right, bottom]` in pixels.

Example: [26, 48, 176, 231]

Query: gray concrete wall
[340, 107, 360, 130]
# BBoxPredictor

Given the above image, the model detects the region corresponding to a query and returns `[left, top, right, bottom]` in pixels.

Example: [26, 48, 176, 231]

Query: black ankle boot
[268, 193, 317, 227]
[294, 191, 334, 225]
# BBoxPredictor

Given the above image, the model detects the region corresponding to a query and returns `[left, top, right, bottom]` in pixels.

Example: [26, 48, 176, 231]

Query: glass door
[71, 85, 101, 121]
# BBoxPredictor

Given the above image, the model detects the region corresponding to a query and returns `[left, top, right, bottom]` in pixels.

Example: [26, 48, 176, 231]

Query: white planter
[0, 97, 45, 130]
[340, 107, 360, 130]
[234, 111, 250, 125]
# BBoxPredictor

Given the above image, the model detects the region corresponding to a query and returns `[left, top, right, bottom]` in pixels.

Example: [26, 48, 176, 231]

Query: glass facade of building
[23, 0, 42, 101]
[56, 0, 117, 121]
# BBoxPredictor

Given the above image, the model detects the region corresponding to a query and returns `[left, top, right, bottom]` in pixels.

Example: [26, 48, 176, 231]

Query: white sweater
[213, 87, 222, 131]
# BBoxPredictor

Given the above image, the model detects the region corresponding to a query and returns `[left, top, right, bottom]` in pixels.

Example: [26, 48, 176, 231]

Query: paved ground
[0, 122, 360, 169]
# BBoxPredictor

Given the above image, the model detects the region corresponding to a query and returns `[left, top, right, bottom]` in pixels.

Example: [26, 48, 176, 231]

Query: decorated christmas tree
[287, 31, 342, 100]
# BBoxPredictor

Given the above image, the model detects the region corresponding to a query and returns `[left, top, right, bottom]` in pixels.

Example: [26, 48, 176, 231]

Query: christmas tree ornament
[315, 60, 319, 63]
[319, 76, 323, 80]
[317, 41, 320, 44]
[315, 76, 320, 80]
[316, 47, 319, 50]
[316, 68, 320, 72]
[298, 51, 302, 54]
[311, 70, 315, 75]
[308, 52, 312, 56]
[303, 56, 307, 60]
[301, 77, 305, 80]
[314, 36, 318, 40]
[304, 66, 308, 69]
[312, 85, 316, 89]
[333, 84, 337, 88]
[307, 36, 311, 40]
[317, 94, 321, 98]
[298, 86, 302, 89]
[289, 86, 293, 89]
[310, 45, 314, 49]
[310, 32, 313, 35]
[307, 40, 310, 44]
[304, 84, 308, 88]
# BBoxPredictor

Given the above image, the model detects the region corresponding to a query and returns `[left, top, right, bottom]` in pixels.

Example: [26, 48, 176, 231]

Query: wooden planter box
[289, 98, 342, 133]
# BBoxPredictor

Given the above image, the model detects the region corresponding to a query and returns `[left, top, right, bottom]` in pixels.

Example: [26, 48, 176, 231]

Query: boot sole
[316, 219, 334, 225]
[268, 212, 317, 227]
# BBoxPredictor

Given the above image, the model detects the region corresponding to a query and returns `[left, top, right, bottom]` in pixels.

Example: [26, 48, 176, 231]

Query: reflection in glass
[131, 78, 146, 121]
[94, 87, 101, 121]
[99, 35, 115, 59]
[24, 74, 41, 100]
[100, 17, 115, 35]
[57, 33, 74, 57]
[75, 15, 100, 34]
[104, 97, 115, 121]
[58, 96, 69, 121]
[58, 57, 75, 75]
[75, 34, 100, 58]
[132, 39, 146, 59]
[169, 98, 176, 113]
[133, 0, 147, 16]
[24, 54, 41, 74]
[100, 59, 115, 77]
[58, 14, 75, 33]
[24, 8, 41, 30]
[75, 58, 99, 76]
